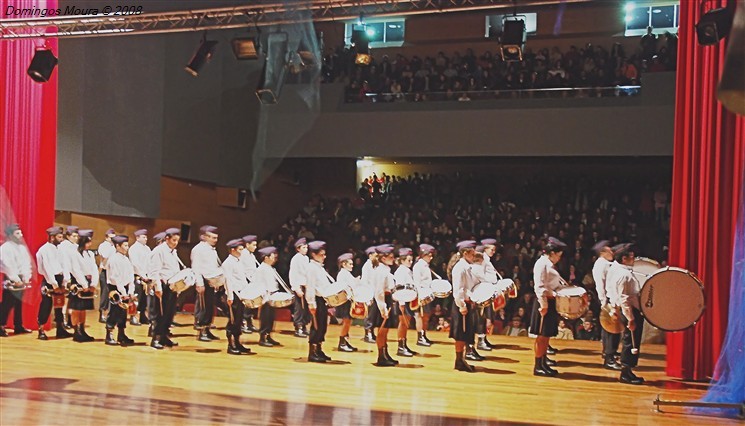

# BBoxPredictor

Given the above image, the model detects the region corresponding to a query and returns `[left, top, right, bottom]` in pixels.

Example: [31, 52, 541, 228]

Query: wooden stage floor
[0, 315, 734, 425]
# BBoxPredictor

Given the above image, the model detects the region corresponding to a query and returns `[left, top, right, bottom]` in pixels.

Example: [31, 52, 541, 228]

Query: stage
[0, 315, 734, 425]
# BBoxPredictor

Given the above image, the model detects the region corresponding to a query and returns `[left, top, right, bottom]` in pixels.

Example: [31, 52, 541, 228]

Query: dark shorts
[373, 294, 400, 329]
[335, 300, 351, 319]
[529, 298, 559, 337]
[449, 303, 477, 343]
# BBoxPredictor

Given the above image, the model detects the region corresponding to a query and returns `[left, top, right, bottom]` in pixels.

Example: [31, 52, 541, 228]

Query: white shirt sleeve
[289, 254, 308, 291]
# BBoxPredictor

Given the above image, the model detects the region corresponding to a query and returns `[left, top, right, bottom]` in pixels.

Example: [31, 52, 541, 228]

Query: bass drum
[633, 257, 661, 286]
[640, 267, 705, 332]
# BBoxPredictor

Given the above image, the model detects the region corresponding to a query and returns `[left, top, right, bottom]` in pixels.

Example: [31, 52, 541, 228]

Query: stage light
[231, 37, 258, 60]
[500, 18, 526, 62]
[696, 4, 734, 45]
[624, 3, 635, 13]
[366, 28, 376, 37]
[351, 29, 371, 66]
[27, 48, 58, 83]
[185, 35, 218, 77]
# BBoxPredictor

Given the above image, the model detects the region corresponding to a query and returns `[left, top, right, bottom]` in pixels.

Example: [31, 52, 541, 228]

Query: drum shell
[431, 279, 452, 298]
[640, 267, 705, 332]
[392, 283, 417, 303]
[555, 286, 590, 320]
[417, 287, 435, 306]
[322, 285, 351, 307]
[206, 274, 226, 289]
[267, 292, 293, 308]
[469, 283, 495, 308]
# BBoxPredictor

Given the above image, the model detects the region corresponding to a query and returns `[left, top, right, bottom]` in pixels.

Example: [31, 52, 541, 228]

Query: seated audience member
[556, 319, 575, 340]
[502, 316, 528, 337]
[576, 316, 600, 341]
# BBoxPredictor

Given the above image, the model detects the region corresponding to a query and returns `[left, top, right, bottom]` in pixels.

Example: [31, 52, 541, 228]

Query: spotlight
[500, 18, 526, 62]
[27, 48, 58, 83]
[696, 4, 734, 45]
[351, 29, 371, 66]
[185, 35, 218, 77]
[231, 37, 259, 60]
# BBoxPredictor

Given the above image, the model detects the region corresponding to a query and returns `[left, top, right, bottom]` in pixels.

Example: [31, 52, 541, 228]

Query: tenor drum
[469, 283, 496, 308]
[392, 283, 417, 303]
[321, 282, 351, 307]
[492, 291, 507, 311]
[495, 278, 518, 299]
[633, 257, 662, 286]
[431, 279, 452, 298]
[206, 273, 226, 289]
[555, 286, 590, 320]
[237, 286, 264, 309]
[267, 292, 294, 308]
[350, 285, 374, 319]
[640, 267, 705, 331]
[167, 268, 197, 294]
[417, 286, 435, 307]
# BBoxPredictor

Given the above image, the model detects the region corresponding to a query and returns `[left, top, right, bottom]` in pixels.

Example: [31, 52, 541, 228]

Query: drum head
[633, 257, 661, 286]
[555, 286, 587, 297]
[640, 267, 705, 331]
[392, 289, 417, 303]
[431, 279, 452, 291]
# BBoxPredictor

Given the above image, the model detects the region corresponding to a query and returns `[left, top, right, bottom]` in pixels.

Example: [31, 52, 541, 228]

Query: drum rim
[634, 257, 661, 267]
[640, 266, 706, 332]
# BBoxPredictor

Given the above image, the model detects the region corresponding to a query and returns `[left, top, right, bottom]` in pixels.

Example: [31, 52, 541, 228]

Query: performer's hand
[459, 307, 468, 315]
[155, 290, 162, 298]
[227, 299, 232, 306]
[196, 286, 205, 294]
[627, 319, 636, 331]
[539, 306, 548, 317]
[295, 289, 304, 297]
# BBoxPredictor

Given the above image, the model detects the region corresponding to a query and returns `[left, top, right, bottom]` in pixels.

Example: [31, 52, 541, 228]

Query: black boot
[147, 324, 154, 337]
[139, 312, 150, 325]
[533, 357, 556, 377]
[338, 336, 357, 352]
[227, 336, 242, 355]
[246, 318, 259, 333]
[259, 334, 274, 347]
[403, 339, 418, 355]
[544, 356, 558, 367]
[423, 331, 433, 345]
[266, 334, 281, 346]
[547, 345, 558, 355]
[363, 329, 376, 343]
[162, 336, 178, 347]
[477, 336, 493, 351]
[64, 313, 73, 329]
[37, 326, 48, 341]
[318, 344, 331, 361]
[14, 326, 32, 334]
[416, 331, 431, 347]
[234, 335, 251, 354]
[80, 324, 95, 342]
[55, 321, 73, 339]
[105, 328, 118, 346]
[483, 335, 494, 349]
[242, 320, 253, 334]
[308, 344, 326, 363]
[73, 325, 85, 342]
[397, 339, 415, 357]
[293, 327, 308, 338]
[375, 347, 396, 367]
[620, 366, 645, 385]
[465, 345, 485, 361]
[383, 344, 399, 365]
[206, 327, 220, 340]
[604, 355, 623, 370]
[197, 327, 211, 342]
[542, 356, 559, 375]
[118, 327, 134, 346]
[455, 351, 475, 372]
[150, 335, 164, 350]
[98, 309, 107, 323]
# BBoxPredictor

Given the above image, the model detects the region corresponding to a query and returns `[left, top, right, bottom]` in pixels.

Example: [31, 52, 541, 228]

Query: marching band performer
[335, 253, 358, 352]
[58, 226, 86, 338]
[412, 244, 436, 347]
[254, 246, 283, 348]
[0, 224, 33, 337]
[475, 239, 500, 351]
[221, 239, 252, 355]
[105, 235, 136, 346]
[372, 244, 399, 367]
[592, 240, 622, 370]
[240, 235, 260, 333]
[128, 229, 151, 326]
[147, 227, 182, 350]
[97, 228, 116, 323]
[607, 243, 645, 385]
[465, 250, 486, 361]
[36, 227, 69, 340]
[305, 240, 334, 363]
[530, 237, 566, 377]
[191, 225, 222, 342]
[289, 238, 310, 338]
[361, 246, 379, 343]
[393, 247, 417, 357]
[450, 240, 480, 372]
[69, 229, 97, 342]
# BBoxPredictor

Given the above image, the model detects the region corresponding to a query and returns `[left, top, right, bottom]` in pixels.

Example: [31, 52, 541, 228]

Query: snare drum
[267, 292, 294, 308]
[167, 268, 197, 294]
[495, 278, 518, 299]
[237, 286, 265, 309]
[431, 279, 453, 298]
[205, 273, 226, 289]
[392, 283, 418, 303]
[633, 257, 662, 286]
[555, 286, 590, 320]
[350, 285, 374, 319]
[469, 282, 496, 308]
[321, 282, 351, 307]
[640, 267, 705, 331]
[492, 291, 507, 311]
[417, 286, 435, 307]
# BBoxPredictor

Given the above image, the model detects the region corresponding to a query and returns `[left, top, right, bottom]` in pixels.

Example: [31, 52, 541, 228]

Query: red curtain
[0, 0, 58, 328]
[667, 0, 745, 380]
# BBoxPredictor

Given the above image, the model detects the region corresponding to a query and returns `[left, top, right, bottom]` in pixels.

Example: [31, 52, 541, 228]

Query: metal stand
[654, 394, 745, 419]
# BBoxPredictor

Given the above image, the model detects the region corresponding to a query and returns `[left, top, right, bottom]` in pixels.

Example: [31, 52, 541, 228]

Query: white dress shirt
[36, 242, 64, 286]
[0, 240, 33, 283]
[372, 264, 396, 313]
[482, 253, 501, 282]
[533, 254, 565, 309]
[148, 243, 181, 292]
[607, 262, 641, 320]
[412, 258, 433, 292]
[254, 262, 281, 295]
[361, 259, 377, 289]
[393, 264, 413, 286]
[59, 239, 88, 286]
[336, 268, 358, 289]
[240, 250, 259, 281]
[452, 258, 479, 309]
[305, 260, 333, 309]
[592, 257, 613, 304]
[79, 250, 99, 288]
[108, 252, 135, 296]
[289, 252, 309, 291]
[98, 240, 115, 269]
[222, 254, 251, 298]
[128, 241, 152, 279]
[190, 241, 222, 287]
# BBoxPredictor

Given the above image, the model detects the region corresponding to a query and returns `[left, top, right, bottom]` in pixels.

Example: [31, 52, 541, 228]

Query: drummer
[335, 253, 358, 352]
[465, 251, 486, 362]
[393, 247, 417, 357]
[240, 235, 260, 334]
[191, 225, 222, 342]
[473, 239, 500, 352]
[361, 246, 379, 344]
[607, 243, 645, 385]
[412, 243, 436, 347]
[221, 238, 252, 355]
[372, 244, 399, 367]
[529, 237, 566, 377]
[592, 240, 622, 370]
[304, 241, 334, 363]
[254, 246, 283, 348]
[450, 240, 480, 372]
[289, 238, 310, 338]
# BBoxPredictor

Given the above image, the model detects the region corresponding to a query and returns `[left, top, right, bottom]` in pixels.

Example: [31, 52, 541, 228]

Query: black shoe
[294, 328, 308, 338]
[72, 326, 85, 343]
[534, 358, 557, 377]
[375, 350, 396, 367]
[547, 345, 558, 355]
[247, 321, 259, 333]
[235, 338, 251, 354]
[383, 345, 399, 365]
[397, 342, 415, 357]
[105, 329, 118, 346]
[423, 332, 433, 345]
[259, 335, 274, 347]
[417, 336, 432, 347]
[80, 326, 95, 342]
[363, 331, 376, 343]
[483, 336, 494, 348]
[150, 338, 164, 350]
[338, 336, 357, 352]
[0, 327, 7, 337]
[466, 346, 485, 361]
[542, 357, 559, 375]
[242, 325, 253, 334]
[205, 328, 220, 340]
[477, 337, 493, 351]
[162, 337, 178, 347]
[117, 329, 134, 346]
[139, 313, 150, 325]
[266, 335, 281, 346]
[197, 328, 212, 342]
[308, 344, 326, 363]
[98, 310, 107, 323]
[56, 323, 73, 339]
[318, 345, 332, 361]
[620, 367, 645, 385]
[14, 327, 32, 335]
[544, 357, 557, 367]
[37, 328, 48, 340]
[227, 345, 243, 355]
[604, 357, 623, 371]
[455, 352, 476, 372]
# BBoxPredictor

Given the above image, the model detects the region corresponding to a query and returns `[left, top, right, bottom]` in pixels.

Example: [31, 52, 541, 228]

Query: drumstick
[228, 303, 234, 326]
[630, 328, 639, 354]
[539, 314, 545, 336]
[311, 309, 318, 331]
